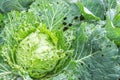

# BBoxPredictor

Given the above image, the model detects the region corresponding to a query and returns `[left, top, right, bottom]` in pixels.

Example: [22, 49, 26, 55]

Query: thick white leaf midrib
[76, 51, 100, 62]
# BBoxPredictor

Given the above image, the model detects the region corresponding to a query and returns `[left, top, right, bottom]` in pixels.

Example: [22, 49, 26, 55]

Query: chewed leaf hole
[37, 4, 40, 6]
[78, 78, 81, 80]
[63, 17, 67, 20]
[88, 64, 90, 68]
[63, 27, 68, 31]
[63, 22, 67, 25]
[74, 16, 78, 20]
[80, 15, 85, 20]
[68, 23, 72, 26]
[81, 63, 83, 66]
[56, 2, 59, 4]
[101, 54, 104, 57]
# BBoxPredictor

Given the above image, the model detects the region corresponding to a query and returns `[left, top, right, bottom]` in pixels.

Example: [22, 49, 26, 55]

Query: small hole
[37, 4, 40, 6]
[63, 27, 68, 31]
[11, 17, 13, 19]
[63, 17, 67, 20]
[74, 16, 78, 20]
[57, 2, 59, 4]
[26, 10, 28, 12]
[104, 15, 106, 20]
[88, 64, 90, 68]
[80, 15, 85, 20]
[65, 53, 68, 56]
[78, 78, 81, 80]
[63, 22, 67, 25]
[81, 63, 83, 66]
[1, 20, 3, 23]
[68, 23, 72, 26]
[101, 54, 104, 57]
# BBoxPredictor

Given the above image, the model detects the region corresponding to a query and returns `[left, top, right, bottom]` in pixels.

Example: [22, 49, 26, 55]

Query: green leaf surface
[105, 19, 120, 46]
[113, 13, 120, 27]
[0, 0, 34, 13]
[76, 1, 100, 20]
[72, 22, 120, 80]
[41, 22, 120, 80]
[29, 0, 69, 30]
[0, 0, 120, 80]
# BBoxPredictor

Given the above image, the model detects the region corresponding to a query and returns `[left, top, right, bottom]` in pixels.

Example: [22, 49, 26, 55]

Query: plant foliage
[0, 0, 120, 80]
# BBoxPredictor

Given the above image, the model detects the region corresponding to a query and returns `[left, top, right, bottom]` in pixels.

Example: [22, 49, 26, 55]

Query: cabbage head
[16, 27, 66, 78]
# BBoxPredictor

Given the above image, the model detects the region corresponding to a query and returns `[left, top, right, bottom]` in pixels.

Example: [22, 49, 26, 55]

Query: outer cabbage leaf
[0, 0, 34, 13]
[29, 0, 70, 30]
[75, 1, 100, 20]
[105, 19, 120, 46]
[43, 22, 120, 80]
[0, 0, 120, 80]
[0, 0, 24, 13]
[72, 23, 120, 80]
[18, 0, 34, 9]
[76, 0, 117, 20]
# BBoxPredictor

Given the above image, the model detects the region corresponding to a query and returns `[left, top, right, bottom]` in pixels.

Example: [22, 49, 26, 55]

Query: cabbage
[0, 0, 34, 13]
[0, 0, 120, 80]
[16, 28, 65, 78]
[1, 11, 68, 79]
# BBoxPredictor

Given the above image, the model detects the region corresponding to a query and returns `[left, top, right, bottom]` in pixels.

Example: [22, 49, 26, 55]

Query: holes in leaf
[56, 2, 59, 4]
[65, 53, 68, 56]
[63, 17, 67, 20]
[11, 17, 13, 19]
[80, 15, 85, 20]
[81, 63, 83, 66]
[63, 27, 68, 31]
[74, 16, 78, 20]
[78, 78, 81, 80]
[104, 15, 106, 20]
[37, 4, 40, 6]
[0, 20, 3, 23]
[101, 54, 104, 57]
[68, 23, 72, 26]
[62, 22, 67, 25]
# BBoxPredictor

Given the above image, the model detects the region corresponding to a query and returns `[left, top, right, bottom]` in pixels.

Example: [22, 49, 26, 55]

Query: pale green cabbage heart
[16, 29, 65, 78]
